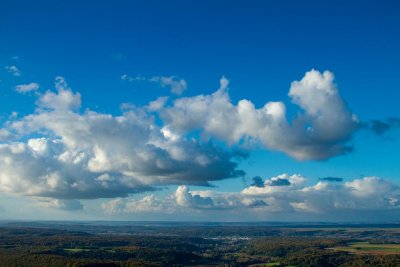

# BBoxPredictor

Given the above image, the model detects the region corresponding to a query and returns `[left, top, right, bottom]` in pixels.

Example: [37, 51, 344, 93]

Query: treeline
[243, 237, 400, 267]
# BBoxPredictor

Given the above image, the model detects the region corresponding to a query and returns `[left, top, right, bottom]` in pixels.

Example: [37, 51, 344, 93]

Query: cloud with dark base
[0, 69, 397, 215]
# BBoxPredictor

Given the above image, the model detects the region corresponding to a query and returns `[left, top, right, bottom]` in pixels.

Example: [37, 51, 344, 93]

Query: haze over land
[0, 0, 400, 222]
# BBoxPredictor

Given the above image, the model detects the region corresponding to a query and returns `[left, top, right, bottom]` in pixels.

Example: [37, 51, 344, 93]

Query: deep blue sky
[0, 0, 400, 220]
[2, 0, 400, 115]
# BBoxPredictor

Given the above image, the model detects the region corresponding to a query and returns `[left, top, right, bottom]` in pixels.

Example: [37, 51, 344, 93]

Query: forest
[0, 222, 400, 266]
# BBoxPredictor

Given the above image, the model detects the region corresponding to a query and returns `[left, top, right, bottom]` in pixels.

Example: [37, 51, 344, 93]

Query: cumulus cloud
[37, 76, 81, 111]
[175, 185, 214, 208]
[0, 77, 245, 203]
[15, 82, 39, 93]
[0, 129, 12, 141]
[102, 194, 172, 214]
[122, 74, 187, 95]
[1, 70, 394, 218]
[104, 174, 400, 220]
[5, 65, 21, 76]
[161, 70, 359, 160]
[102, 184, 268, 214]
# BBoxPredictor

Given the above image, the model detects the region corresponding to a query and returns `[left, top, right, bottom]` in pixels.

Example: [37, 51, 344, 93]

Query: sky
[0, 0, 400, 222]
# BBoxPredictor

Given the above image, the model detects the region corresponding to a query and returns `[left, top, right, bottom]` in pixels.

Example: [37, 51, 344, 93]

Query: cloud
[1, 70, 395, 218]
[319, 177, 343, 182]
[0, 77, 245, 203]
[37, 76, 81, 111]
[157, 76, 187, 95]
[122, 74, 187, 95]
[15, 82, 39, 93]
[366, 118, 400, 136]
[266, 177, 291, 186]
[0, 129, 12, 141]
[147, 96, 169, 112]
[36, 198, 83, 211]
[5, 65, 21, 76]
[161, 70, 359, 160]
[102, 194, 173, 214]
[243, 174, 307, 195]
[104, 174, 400, 220]
[181, 188, 268, 210]
[251, 176, 264, 187]
[243, 175, 399, 214]
[102, 185, 269, 214]
[175, 185, 214, 208]
[121, 74, 143, 82]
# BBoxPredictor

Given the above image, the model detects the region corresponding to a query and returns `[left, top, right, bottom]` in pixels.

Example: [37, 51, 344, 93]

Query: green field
[63, 248, 92, 252]
[332, 242, 400, 255]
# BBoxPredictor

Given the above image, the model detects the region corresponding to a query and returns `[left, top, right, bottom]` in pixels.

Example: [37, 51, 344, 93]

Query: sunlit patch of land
[330, 242, 400, 255]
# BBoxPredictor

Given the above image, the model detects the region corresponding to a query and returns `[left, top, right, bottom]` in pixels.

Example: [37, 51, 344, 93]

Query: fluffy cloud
[242, 175, 399, 214]
[161, 70, 359, 160]
[0, 70, 392, 217]
[175, 185, 214, 208]
[103, 174, 400, 220]
[157, 76, 187, 95]
[122, 74, 187, 95]
[0, 129, 12, 141]
[0, 77, 245, 202]
[101, 194, 172, 214]
[37, 76, 81, 111]
[5, 65, 21, 76]
[147, 96, 169, 112]
[15, 82, 39, 93]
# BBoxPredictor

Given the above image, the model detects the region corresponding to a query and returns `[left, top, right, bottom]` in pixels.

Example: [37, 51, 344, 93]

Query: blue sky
[0, 0, 400, 221]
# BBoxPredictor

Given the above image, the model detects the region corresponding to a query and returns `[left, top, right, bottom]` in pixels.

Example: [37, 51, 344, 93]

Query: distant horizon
[2, 220, 400, 225]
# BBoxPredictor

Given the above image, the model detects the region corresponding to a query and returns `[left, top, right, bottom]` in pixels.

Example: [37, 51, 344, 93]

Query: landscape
[1, 221, 400, 266]
[1, 1, 400, 266]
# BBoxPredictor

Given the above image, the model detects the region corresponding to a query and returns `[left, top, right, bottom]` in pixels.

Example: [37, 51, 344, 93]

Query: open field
[331, 242, 400, 255]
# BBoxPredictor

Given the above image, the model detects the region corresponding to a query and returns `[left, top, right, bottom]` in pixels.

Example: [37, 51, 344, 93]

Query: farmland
[0, 221, 400, 266]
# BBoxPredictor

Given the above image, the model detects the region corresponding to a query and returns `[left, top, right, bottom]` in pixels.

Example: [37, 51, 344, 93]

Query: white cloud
[122, 74, 187, 95]
[175, 185, 214, 208]
[161, 70, 359, 160]
[15, 82, 39, 93]
[101, 194, 171, 214]
[5, 65, 21, 76]
[104, 174, 400, 220]
[158, 76, 187, 95]
[0, 71, 392, 219]
[0, 76, 245, 203]
[147, 96, 169, 112]
[0, 129, 12, 141]
[37, 76, 81, 111]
